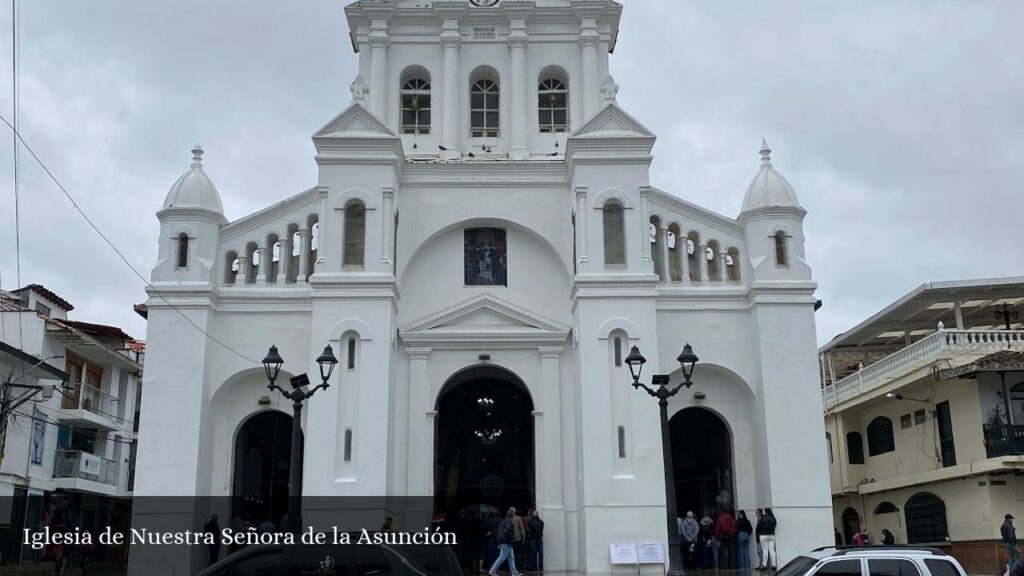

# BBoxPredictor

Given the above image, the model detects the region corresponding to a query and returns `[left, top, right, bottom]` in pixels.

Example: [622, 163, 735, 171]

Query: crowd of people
[446, 506, 544, 575]
[678, 508, 778, 571]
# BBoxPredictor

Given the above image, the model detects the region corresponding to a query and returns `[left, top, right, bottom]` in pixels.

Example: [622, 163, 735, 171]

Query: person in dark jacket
[488, 508, 521, 576]
[526, 509, 544, 572]
[737, 510, 754, 570]
[1004, 514, 1020, 575]
[756, 508, 777, 570]
[881, 528, 895, 546]
[204, 514, 221, 567]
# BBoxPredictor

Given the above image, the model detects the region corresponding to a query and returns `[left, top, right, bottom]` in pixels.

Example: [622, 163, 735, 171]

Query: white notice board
[637, 542, 665, 564]
[609, 543, 639, 565]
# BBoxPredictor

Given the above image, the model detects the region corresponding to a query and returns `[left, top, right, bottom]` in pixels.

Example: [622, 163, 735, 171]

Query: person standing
[737, 510, 753, 570]
[757, 508, 777, 570]
[754, 509, 764, 569]
[1004, 514, 1020, 575]
[512, 508, 526, 570]
[700, 513, 716, 568]
[489, 508, 521, 576]
[881, 528, 895, 546]
[204, 514, 221, 567]
[715, 510, 737, 569]
[680, 512, 700, 569]
[526, 509, 545, 572]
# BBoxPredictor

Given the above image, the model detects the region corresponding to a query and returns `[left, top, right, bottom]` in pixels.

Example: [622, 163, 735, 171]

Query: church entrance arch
[669, 407, 735, 517]
[841, 507, 861, 545]
[434, 365, 534, 567]
[231, 411, 303, 529]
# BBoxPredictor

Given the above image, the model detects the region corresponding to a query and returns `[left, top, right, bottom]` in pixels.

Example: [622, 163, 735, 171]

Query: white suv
[776, 547, 967, 576]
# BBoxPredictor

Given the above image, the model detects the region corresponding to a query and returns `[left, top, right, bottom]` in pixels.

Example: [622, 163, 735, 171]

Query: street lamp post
[995, 303, 1019, 331]
[262, 344, 338, 534]
[623, 343, 698, 576]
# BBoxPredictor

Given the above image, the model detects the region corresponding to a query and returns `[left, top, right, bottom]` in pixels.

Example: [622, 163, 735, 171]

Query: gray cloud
[1, 1, 1021, 345]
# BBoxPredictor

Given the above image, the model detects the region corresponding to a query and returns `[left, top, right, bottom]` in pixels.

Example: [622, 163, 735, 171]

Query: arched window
[343, 201, 366, 269]
[343, 428, 353, 462]
[727, 247, 741, 282]
[400, 74, 431, 134]
[470, 69, 500, 138]
[347, 336, 357, 370]
[286, 224, 300, 283]
[847, 432, 864, 465]
[650, 216, 664, 281]
[311, 222, 320, 252]
[538, 75, 568, 133]
[614, 337, 623, 367]
[867, 416, 895, 456]
[306, 215, 319, 278]
[617, 426, 626, 459]
[176, 233, 189, 269]
[687, 232, 700, 282]
[667, 224, 682, 282]
[225, 251, 238, 284]
[774, 230, 789, 267]
[603, 201, 626, 267]
[874, 502, 899, 515]
[826, 431, 833, 463]
[267, 234, 280, 283]
[707, 240, 721, 281]
[245, 242, 258, 284]
[905, 493, 947, 544]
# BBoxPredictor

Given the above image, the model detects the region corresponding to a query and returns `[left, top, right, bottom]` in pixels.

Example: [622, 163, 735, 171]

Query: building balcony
[52, 450, 119, 495]
[59, 383, 122, 431]
[822, 328, 1024, 410]
[985, 424, 1024, 458]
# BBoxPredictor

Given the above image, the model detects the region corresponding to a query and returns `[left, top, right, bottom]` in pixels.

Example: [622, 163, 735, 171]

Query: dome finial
[759, 138, 772, 167]
[191, 144, 204, 166]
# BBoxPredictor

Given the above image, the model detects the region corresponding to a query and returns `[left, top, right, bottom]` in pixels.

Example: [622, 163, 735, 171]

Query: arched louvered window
[774, 230, 789, 267]
[538, 76, 568, 133]
[603, 201, 626, 267]
[343, 201, 366, 268]
[905, 493, 947, 544]
[400, 75, 431, 134]
[867, 416, 895, 456]
[707, 240, 721, 281]
[225, 251, 239, 284]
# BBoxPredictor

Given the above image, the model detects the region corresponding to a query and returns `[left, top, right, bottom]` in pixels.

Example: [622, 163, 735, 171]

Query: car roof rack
[811, 546, 947, 557]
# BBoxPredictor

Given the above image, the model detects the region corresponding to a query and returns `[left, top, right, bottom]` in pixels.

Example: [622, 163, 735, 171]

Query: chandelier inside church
[474, 428, 503, 445]
[476, 396, 495, 414]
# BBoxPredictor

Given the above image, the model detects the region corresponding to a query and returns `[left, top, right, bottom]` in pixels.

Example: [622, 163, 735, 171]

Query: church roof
[162, 145, 225, 214]
[740, 140, 800, 213]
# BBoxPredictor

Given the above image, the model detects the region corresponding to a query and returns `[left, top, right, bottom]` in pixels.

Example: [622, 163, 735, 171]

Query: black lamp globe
[677, 343, 699, 383]
[317, 344, 339, 383]
[624, 345, 647, 382]
[262, 345, 284, 386]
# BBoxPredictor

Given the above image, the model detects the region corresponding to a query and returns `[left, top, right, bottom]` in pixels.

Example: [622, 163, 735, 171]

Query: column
[297, 228, 310, 283]
[406, 348, 432, 496]
[438, 9, 462, 159]
[640, 187, 652, 264]
[661, 230, 672, 283]
[369, 23, 389, 118]
[277, 236, 291, 284]
[954, 301, 965, 330]
[680, 237, 691, 285]
[381, 187, 394, 266]
[539, 345, 567, 571]
[575, 186, 588, 265]
[577, 12, 600, 120]
[256, 244, 269, 286]
[719, 249, 728, 283]
[233, 255, 249, 287]
[698, 243, 709, 282]
[507, 7, 532, 160]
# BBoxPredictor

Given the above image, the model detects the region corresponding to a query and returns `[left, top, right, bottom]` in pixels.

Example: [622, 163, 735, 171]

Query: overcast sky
[1, 1, 1022, 346]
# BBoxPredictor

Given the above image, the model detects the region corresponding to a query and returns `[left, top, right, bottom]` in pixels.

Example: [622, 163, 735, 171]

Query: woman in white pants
[756, 508, 778, 570]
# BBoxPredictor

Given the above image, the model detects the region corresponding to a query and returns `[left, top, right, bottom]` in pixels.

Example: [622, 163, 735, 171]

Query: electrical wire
[0, 113, 261, 366]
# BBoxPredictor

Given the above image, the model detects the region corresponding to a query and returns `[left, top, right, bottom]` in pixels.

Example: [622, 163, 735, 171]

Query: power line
[0, 113, 261, 366]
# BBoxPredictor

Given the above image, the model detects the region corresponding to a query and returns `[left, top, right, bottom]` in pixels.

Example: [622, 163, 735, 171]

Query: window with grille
[401, 77, 431, 134]
[464, 228, 507, 286]
[904, 492, 947, 543]
[344, 201, 366, 268]
[603, 202, 626, 267]
[867, 416, 895, 456]
[900, 413, 912, 429]
[470, 78, 500, 137]
[914, 408, 927, 425]
[538, 77, 568, 133]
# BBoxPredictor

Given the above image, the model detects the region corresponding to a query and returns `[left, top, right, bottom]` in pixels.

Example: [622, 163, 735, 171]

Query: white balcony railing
[53, 450, 118, 485]
[822, 328, 1024, 410]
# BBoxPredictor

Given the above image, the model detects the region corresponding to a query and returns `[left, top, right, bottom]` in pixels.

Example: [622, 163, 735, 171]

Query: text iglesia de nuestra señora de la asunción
[132, 0, 832, 573]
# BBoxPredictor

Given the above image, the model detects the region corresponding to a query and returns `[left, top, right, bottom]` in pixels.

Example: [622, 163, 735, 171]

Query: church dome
[162, 145, 224, 214]
[740, 140, 800, 213]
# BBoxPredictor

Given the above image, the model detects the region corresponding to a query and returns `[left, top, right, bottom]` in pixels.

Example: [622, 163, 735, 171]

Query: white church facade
[134, 0, 832, 573]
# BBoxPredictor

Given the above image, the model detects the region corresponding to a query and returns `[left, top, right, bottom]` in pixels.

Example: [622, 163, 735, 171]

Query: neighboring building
[0, 286, 143, 565]
[821, 278, 1024, 573]
[135, 1, 831, 574]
